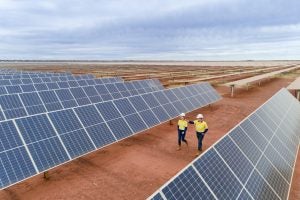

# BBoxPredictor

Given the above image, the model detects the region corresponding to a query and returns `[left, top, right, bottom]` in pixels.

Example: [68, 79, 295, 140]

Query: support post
[43, 171, 50, 180]
[169, 120, 173, 125]
[297, 90, 300, 101]
[230, 85, 235, 97]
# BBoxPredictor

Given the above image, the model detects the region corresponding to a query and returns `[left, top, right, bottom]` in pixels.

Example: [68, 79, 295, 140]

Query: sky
[0, 0, 300, 60]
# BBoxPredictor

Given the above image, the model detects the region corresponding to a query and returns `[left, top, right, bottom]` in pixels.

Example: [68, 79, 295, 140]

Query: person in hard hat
[189, 114, 208, 155]
[177, 113, 188, 150]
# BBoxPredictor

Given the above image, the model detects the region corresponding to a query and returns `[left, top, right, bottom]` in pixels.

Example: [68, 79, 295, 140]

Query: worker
[177, 113, 188, 150]
[189, 114, 208, 156]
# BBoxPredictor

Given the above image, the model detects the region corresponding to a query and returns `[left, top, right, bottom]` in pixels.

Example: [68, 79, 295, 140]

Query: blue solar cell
[70, 87, 91, 105]
[124, 113, 148, 132]
[162, 103, 179, 118]
[39, 90, 63, 111]
[0, 80, 10, 85]
[34, 83, 48, 91]
[0, 121, 23, 151]
[239, 119, 268, 151]
[21, 84, 36, 92]
[74, 105, 104, 127]
[6, 85, 22, 94]
[151, 106, 170, 122]
[139, 109, 160, 127]
[129, 89, 139, 96]
[114, 98, 136, 116]
[10, 79, 22, 85]
[237, 189, 253, 200]
[153, 91, 169, 105]
[229, 126, 262, 165]
[128, 96, 150, 112]
[55, 89, 78, 108]
[16, 114, 57, 143]
[50, 77, 60, 82]
[193, 149, 243, 199]
[180, 99, 195, 111]
[264, 145, 293, 182]
[172, 101, 188, 113]
[21, 78, 33, 84]
[172, 88, 186, 100]
[121, 91, 131, 97]
[95, 101, 121, 121]
[215, 136, 254, 184]
[256, 155, 289, 199]
[86, 79, 96, 85]
[107, 118, 133, 140]
[95, 84, 109, 95]
[57, 81, 70, 89]
[0, 86, 7, 95]
[0, 94, 27, 119]
[60, 129, 95, 158]
[41, 77, 51, 82]
[31, 77, 42, 84]
[68, 80, 79, 87]
[49, 110, 82, 134]
[162, 166, 215, 200]
[85, 123, 116, 148]
[27, 137, 69, 172]
[124, 82, 135, 91]
[0, 147, 37, 188]
[249, 113, 273, 140]
[110, 92, 123, 99]
[77, 80, 88, 86]
[19, 93, 46, 115]
[270, 135, 295, 166]
[46, 82, 59, 90]
[246, 170, 280, 200]
[94, 79, 103, 84]
[100, 93, 113, 101]
[181, 87, 193, 97]
[142, 93, 160, 108]
[115, 83, 127, 92]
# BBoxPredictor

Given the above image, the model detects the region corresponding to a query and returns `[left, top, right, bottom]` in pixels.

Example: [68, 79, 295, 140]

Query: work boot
[195, 150, 201, 156]
[177, 146, 181, 151]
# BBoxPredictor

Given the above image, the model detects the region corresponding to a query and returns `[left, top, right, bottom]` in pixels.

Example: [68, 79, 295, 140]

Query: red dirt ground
[0, 77, 299, 200]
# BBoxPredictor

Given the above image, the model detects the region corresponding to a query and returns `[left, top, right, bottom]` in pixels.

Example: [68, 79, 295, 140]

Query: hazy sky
[0, 0, 300, 60]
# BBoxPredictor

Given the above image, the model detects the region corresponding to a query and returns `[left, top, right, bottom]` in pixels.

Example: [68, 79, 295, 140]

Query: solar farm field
[0, 61, 299, 200]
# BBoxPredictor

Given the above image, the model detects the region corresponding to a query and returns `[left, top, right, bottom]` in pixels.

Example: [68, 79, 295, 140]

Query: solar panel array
[0, 78, 163, 120]
[149, 88, 300, 200]
[0, 69, 221, 190]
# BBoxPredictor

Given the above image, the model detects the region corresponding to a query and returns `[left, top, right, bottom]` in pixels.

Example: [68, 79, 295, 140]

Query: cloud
[0, 0, 299, 60]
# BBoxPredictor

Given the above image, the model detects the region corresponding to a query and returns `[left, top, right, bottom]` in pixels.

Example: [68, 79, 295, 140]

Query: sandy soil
[0, 77, 299, 200]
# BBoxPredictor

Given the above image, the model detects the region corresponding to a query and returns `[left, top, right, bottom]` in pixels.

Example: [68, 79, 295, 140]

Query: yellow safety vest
[178, 119, 188, 130]
[193, 120, 208, 132]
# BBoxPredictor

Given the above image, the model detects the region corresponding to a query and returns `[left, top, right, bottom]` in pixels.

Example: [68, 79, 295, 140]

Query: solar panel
[148, 88, 300, 200]
[0, 81, 221, 190]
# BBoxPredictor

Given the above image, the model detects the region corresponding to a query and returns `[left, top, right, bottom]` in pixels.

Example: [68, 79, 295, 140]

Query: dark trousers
[196, 132, 205, 150]
[178, 129, 187, 146]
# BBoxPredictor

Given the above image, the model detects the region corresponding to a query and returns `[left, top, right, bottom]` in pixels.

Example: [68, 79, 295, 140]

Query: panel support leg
[169, 120, 173, 125]
[43, 171, 50, 180]
[230, 85, 235, 97]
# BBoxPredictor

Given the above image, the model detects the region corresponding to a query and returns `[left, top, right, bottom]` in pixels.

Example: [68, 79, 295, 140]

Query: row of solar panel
[0, 72, 72, 78]
[0, 79, 164, 120]
[149, 88, 300, 200]
[0, 82, 221, 189]
[0, 78, 160, 96]
[0, 75, 124, 86]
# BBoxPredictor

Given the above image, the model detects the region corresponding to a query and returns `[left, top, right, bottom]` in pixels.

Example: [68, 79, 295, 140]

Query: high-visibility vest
[178, 119, 188, 130]
[193, 120, 208, 132]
